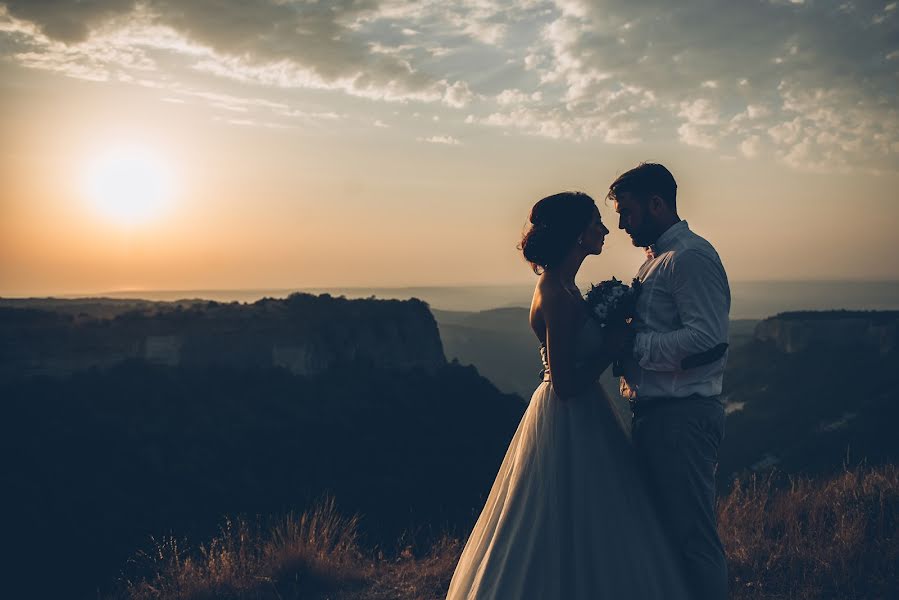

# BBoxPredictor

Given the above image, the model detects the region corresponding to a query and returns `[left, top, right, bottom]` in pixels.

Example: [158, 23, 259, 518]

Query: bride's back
[528, 276, 587, 346]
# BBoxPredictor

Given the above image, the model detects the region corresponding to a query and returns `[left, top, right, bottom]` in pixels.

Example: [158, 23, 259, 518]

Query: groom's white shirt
[620, 220, 731, 400]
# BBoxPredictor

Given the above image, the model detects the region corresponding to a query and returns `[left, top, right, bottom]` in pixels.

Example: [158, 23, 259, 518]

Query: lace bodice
[539, 317, 604, 380]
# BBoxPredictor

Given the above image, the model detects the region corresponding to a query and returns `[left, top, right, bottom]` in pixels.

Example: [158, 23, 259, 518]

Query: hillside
[6, 299, 899, 597]
[432, 307, 540, 399]
[719, 311, 899, 480]
[116, 465, 899, 600]
[2, 297, 525, 599]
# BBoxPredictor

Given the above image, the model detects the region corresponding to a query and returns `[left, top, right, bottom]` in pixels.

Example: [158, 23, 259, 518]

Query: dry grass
[721, 465, 899, 599]
[123, 497, 367, 600]
[118, 465, 899, 600]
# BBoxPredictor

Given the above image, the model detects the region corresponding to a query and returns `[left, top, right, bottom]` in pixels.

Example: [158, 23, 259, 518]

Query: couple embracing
[446, 163, 731, 600]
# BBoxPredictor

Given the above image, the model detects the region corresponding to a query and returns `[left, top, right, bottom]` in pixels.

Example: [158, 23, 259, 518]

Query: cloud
[443, 80, 473, 108]
[370, 0, 522, 46]
[419, 134, 460, 145]
[740, 135, 763, 159]
[0, 0, 473, 107]
[1, 0, 896, 171]
[678, 99, 719, 126]
[678, 123, 716, 149]
[499, 0, 899, 170]
[495, 88, 542, 105]
[214, 116, 290, 129]
[1, 0, 137, 43]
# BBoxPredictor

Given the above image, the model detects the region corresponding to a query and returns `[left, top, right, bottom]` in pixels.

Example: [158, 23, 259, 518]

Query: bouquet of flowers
[583, 277, 641, 327]
[584, 277, 641, 376]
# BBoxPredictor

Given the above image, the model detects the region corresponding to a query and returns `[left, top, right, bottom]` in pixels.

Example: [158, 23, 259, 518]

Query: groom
[609, 163, 730, 600]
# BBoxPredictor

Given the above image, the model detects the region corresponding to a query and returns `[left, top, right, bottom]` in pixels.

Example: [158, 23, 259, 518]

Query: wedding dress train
[446, 318, 690, 599]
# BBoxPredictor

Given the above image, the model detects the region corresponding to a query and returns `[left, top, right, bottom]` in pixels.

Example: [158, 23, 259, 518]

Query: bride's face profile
[580, 206, 609, 255]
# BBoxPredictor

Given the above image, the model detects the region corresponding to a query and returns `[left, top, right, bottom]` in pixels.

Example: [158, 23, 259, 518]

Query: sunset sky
[1, 0, 897, 296]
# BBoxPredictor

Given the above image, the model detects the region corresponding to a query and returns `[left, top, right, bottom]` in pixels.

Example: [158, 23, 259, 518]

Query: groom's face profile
[614, 192, 657, 247]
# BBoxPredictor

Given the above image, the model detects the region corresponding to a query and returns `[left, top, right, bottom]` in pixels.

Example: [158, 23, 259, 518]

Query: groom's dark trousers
[632, 394, 728, 600]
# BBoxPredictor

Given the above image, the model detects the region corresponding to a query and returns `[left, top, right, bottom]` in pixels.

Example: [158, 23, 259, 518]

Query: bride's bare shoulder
[529, 278, 574, 338]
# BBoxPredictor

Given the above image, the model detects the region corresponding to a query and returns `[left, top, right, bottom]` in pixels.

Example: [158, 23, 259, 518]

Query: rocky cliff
[0, 293, 446, 379]
[754, 311, 899, 355]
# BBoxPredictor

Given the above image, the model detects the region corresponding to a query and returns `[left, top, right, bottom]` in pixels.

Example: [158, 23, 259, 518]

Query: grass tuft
[124, 497, 364, 600]
[119, 465, 899, 600]
[721, 464, 899, 599]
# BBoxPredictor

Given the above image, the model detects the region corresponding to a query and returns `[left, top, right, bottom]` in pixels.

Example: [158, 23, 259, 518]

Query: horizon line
[2, 278, 899, 301]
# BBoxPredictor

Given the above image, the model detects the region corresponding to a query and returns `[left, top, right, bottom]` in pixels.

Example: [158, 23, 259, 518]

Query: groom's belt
[628, 393, 718, 415]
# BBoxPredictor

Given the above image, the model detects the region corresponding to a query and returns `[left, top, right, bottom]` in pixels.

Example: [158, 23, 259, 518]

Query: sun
[83, 146, 173, 226]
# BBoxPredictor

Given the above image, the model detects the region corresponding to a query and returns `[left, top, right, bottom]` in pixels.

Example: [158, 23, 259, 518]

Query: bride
[445, 192, 690, 599]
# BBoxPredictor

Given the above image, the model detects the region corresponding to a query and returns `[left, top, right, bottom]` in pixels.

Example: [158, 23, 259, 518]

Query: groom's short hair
[607, 163, 677, 209]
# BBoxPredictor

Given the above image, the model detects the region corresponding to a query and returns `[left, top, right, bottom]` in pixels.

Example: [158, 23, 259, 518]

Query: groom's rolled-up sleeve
[633, 249, 729, 372]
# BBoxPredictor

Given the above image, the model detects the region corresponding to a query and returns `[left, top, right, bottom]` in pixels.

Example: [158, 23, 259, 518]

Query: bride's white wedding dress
[446, 318, 690, 599]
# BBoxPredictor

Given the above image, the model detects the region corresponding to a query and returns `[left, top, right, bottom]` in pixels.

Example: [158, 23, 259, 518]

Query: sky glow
[0, 1, 897, 295]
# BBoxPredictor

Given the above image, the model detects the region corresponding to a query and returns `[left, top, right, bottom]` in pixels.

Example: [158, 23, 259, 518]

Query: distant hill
[433, 307, 540, 399]
[433, 305, 759, 398]
[0, 293, 445, 379]
[0, 296, 191, 319]
[754, 309, 899, 354]
[719, 311, 899, 481]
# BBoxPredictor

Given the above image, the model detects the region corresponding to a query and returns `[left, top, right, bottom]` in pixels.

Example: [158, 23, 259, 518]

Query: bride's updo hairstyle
[519, 191, 596, 274]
